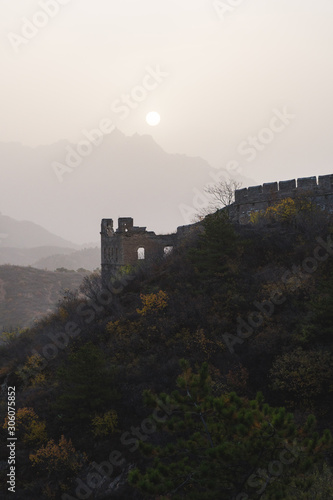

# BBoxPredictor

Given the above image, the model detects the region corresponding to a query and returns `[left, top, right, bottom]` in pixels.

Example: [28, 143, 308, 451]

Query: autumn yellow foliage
[92, 409, 118, 437]
[16, 353, 47, 387]
[265, 197, 297, 220]
[136, 290, 168, 316]
[29, 435, 87, 474]
[3, 407, 47, 446]
[250, 197, 316, 224]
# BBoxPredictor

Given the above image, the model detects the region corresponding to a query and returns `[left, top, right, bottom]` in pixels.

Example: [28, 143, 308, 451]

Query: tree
[270, 348, 333, 410]
[189, 210, 240, 281]
[249, 194, 323, 232]
[3, 407, 47, 446]
[79, 271, 103, 302]
[306, 262, 333, 343]
[206, 179, 242, 208]
[129, 361, 332, 500]
[197, 179, 242, 219]
[54, 342, 118, 429]
[29, 435, 86, 477]
[137, 290, 169, 316]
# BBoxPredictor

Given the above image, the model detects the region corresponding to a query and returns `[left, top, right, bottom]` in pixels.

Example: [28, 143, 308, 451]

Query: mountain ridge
[0, 213, 79, 249]
[0, 130, 256, 243]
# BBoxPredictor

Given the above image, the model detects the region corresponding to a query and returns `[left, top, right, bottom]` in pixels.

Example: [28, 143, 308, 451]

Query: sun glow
[146, 111, 161, 126]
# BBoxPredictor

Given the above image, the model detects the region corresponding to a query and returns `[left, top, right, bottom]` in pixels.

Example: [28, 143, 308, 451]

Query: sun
[146, 111, 161, 127]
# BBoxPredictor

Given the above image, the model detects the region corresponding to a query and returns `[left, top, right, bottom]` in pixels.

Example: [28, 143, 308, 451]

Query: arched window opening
[137, 247, 145, 260]
[164, 246, 173, 257]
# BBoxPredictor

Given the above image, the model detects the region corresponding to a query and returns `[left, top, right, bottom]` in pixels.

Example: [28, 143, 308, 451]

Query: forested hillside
[1, 198, 333, 499]
[0, 266, 88, 332]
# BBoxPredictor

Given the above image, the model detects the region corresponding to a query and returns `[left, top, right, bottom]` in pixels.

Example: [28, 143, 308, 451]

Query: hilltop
[0, 200, 333, 499]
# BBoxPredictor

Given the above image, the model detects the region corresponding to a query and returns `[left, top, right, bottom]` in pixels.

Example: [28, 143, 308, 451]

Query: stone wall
[230, 174, 333, 223]
[101, 174, 333, 280]
[101, 217, 198, 282]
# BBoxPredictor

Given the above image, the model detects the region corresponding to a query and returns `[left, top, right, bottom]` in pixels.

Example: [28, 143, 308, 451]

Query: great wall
[229, 174, 333, 224]
[101, 174, 333, 281]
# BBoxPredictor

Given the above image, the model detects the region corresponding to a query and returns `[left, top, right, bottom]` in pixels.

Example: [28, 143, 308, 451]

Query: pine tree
[129, 361, 332, 499]
[312, 266, 333, 340]
[189, 211, 240, 286]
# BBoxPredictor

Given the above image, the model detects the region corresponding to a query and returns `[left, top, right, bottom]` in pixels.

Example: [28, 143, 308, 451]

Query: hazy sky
[1, 1, 333, 241]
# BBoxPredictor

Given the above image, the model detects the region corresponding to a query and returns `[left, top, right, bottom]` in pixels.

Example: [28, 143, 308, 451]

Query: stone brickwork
[101, 175, 333, 280]
[101, 217, 197, 282]
[229, 174, 333, 223]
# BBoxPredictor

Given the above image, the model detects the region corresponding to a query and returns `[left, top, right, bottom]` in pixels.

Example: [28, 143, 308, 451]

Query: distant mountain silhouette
[33, 247, 100, 272]
[0, 246, 77, 267]
[0, 131, 256, 244]
[0, 214, 100, 269]
[0, 213, 79, 249]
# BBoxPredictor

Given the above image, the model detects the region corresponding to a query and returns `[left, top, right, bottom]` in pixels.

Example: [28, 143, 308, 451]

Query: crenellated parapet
[100, 174, 333, 281]
[231, 174, 333, 223]
[235, 175, 333, 204]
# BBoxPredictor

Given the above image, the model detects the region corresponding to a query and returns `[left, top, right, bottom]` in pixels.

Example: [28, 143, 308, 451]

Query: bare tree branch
[195, 179, 242, 220]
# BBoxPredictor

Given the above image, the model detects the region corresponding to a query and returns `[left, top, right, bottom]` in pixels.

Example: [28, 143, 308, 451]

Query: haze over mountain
[0, 213, 78, 249]
[2, 2, 330, 256]
[0, 130, 255, 245]
[2, 2, 332, 194]
[32, 247, 100, 272]
[0, 214, 100, 269]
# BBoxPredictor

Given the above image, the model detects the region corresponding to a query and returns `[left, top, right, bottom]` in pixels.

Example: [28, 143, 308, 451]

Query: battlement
[101, 174, 333, 280]
[235, 175, 333, 204]
[230, 174, 333, 224]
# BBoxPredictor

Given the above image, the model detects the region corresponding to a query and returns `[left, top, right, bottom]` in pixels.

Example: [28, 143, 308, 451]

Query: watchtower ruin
[101, 174, 333, 281]
[101, 217, 192, 282]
